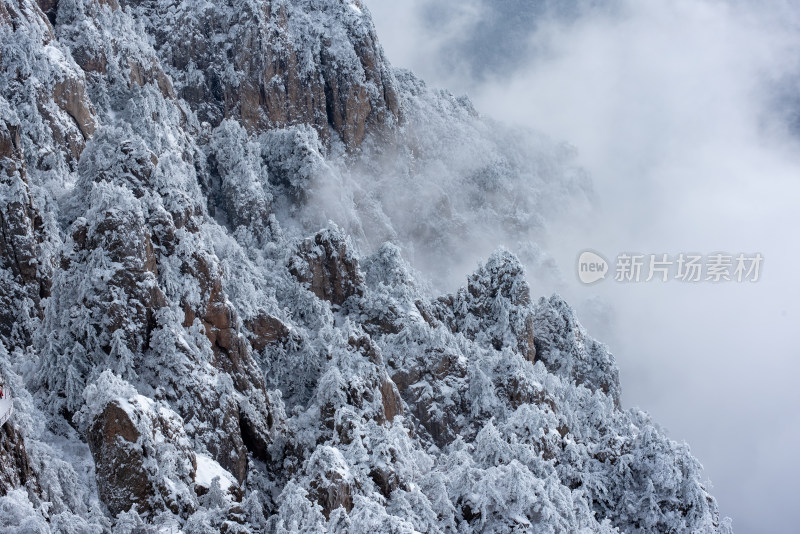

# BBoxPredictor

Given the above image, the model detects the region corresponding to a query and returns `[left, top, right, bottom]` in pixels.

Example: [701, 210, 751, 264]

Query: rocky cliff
[0, 1, 730, 532]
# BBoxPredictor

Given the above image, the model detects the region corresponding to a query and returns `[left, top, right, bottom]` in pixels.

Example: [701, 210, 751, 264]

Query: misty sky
[365, 0, 800, 532]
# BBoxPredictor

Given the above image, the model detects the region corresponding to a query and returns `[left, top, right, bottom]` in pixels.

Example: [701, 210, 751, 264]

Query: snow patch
[194, 453, 236, 492]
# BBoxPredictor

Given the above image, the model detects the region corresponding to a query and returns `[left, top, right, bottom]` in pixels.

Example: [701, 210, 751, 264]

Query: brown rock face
[346, 333, 404, 423]
[87, 398, 196, 518]
[391, 351, 467, 447]
[0, 119, 48, 346]
[126, 56, 175, 98]
[316, 1, 402, 148]
[2, 0, 97, 169]
[87, 402, 151, 516]
[369, 465, 399, 500]
[35, 0, 58, 25]
[52, 0, 174, 100]
[52, 76, 97, 141]
[122, 0, 399, 149]
[0, 121, 25, 179]
[179, 251, 276, 481]
[0, 422, 38, 497]
[70, 46, 108, 75]
[379, 377, 403, 423]
[46, 135, 274, 486]
[306, 447, 354, 520]
[0, 122, 38, 286]
[244, 313, 291, 352]
[60, 202, 166, 360]
[518, 313, 537, 364]
[289, 228, 365, 306]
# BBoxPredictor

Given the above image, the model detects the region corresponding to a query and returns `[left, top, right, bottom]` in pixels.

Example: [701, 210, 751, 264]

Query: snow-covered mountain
[0, 0, 731, 532]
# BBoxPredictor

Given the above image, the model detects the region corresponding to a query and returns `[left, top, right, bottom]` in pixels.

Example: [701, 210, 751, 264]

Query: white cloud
[367, 0, 800, 532]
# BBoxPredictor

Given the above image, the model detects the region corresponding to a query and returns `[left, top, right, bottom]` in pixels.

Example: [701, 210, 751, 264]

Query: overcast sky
[365, 0, 800, 532]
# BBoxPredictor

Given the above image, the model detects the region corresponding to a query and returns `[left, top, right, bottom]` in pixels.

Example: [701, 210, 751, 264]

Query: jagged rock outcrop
[389, 343, 468, 447]
[0, 114, 47, 347]
[346, 333, 403, 424]
[306, 331, 405, 439]
[35, 119, 275, 482]
[305, 446, 355, 520]
[79, 372, 197, 518]
[0, 422, 37, 497]
[55, 0, 175, 100]
[122, 0, 400, 149]
[178, 249, 277, 480]
[352, 242, 425, 336]
[290, 227, 365, 306]
[244, 312, 292, 352]
[38, 179, 166, 414]
[1, 0, 97, 169]
[534, 295, 621, 405]
[432, 250, 537, 363]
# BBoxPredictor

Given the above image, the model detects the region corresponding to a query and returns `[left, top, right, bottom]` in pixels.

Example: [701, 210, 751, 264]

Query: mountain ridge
[0, 1, 731, 532]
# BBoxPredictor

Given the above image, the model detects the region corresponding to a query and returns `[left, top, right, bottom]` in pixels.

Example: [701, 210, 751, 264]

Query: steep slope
[0, 1, 731, 532]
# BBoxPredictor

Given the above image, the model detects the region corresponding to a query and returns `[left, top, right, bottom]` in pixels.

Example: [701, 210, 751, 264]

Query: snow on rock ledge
[194, 453, 238, 496]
